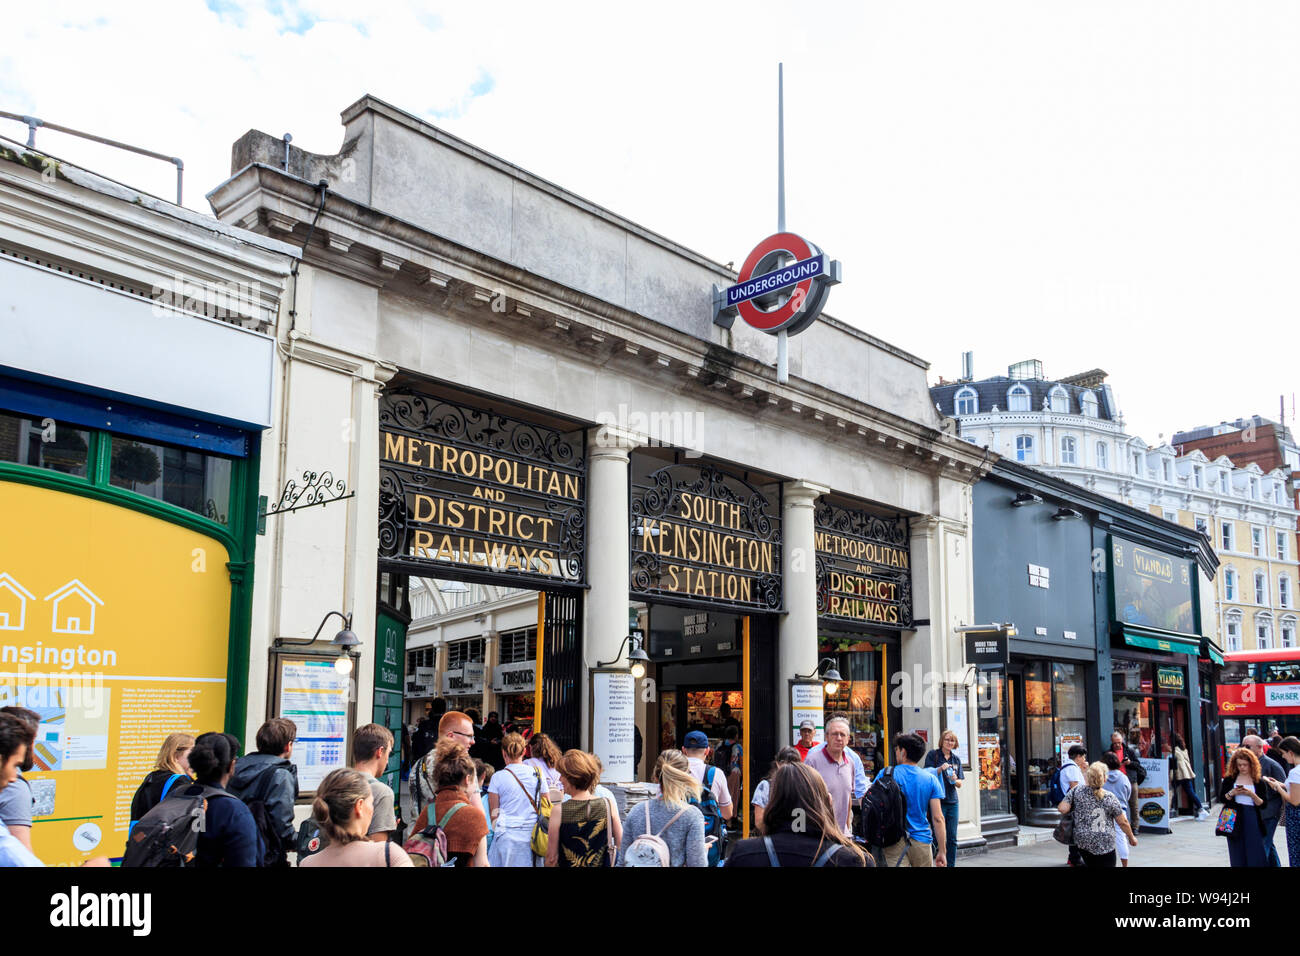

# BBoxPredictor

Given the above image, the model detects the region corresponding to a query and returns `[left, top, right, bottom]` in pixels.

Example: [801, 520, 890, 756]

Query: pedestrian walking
[752, 747, 803, 831]
[301, 768, 413, 867]
[878, 732, 947, 867]
[1055, 744, 1089, 866]
[411, 739, 489, 866]
[1101, 752, 1133, 867]
[1261, 736, 1300, 867]
[617, 749, 707, 866]
[487, 732, 544, 867]
[1242, 735, 1287, 866]
[1056, 761, 1137, 867]
[803, 715, 855, 836]
[545, 750, 621, 867]
[794, 719, 817, 760]
[1217, 747, 1270, 868]
[0, 706, 38, 855]
[226, 717, 299, 866]
[726, 762, 871, 867]
[481, 712, 505, 771]
[351, 723, 397, 842]
[923, 729, 965, 866]
[1169, 733, 1208, 820]
[180, 732, 263, 867]
[683, 729, 732, 864]
[410, 709, 478, 816]
[1107, 730, 1145, 821]
[524, 732, 565, 801]
[129, 733, 194, 834]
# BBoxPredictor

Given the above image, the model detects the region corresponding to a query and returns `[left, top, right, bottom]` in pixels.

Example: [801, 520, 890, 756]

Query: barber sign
[714, 232, 841, 335]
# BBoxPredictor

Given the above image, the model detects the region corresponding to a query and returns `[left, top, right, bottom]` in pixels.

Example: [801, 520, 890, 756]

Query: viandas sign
[1111, 536, 1196, 636]
[813, 499, 912, 629]
[379, 390, 586, 588]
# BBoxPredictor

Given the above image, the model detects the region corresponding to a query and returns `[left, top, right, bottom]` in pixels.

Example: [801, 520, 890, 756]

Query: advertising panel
[1136, 757, 1172, 831]
[1111, 536, 1196, 635]
[0, 482, 230, 865]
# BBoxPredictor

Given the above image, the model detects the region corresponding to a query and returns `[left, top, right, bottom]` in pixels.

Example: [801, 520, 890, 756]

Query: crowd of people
[4, 696, 1297, 869]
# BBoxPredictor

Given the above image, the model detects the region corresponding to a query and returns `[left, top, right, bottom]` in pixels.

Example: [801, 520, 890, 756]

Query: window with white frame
[955, 387, 978, 416]
[1008, 385, 1030, 412]
[1096, 442, 1108, 471]
[1133, 452, 1143, 475]
[1279, 531, 1289, 561]
[1060, 436, 1078, 465]
[1281, 576, 1291, 608]
[1163, 510, 1178, 524]
[1225, 568, 1237, 601]
[1050, 386, 1069, 414]
[1221, 521, 1234, 552]
[1252, 527, 1264, 557]
[1015, 434, 1035, 463]
[1225, 617, 1242, 652]
[1282, 618, 1297, 649]
[1162, 460, 1172, 483]
[1274, 484, 1283, 505]
[1255, 570, 1267, 605]
[1195, 516, 1208, 536]
[1219, 472, 1229, 494]
[1257, 620, 1272, 649]
[1193, 466, 1203, 489]
[1080, 392, 1099, 418]
[1250, 477, 1259, 499]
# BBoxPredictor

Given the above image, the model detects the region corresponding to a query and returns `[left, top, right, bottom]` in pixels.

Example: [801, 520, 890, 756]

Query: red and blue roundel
[714, 232, 841, 335]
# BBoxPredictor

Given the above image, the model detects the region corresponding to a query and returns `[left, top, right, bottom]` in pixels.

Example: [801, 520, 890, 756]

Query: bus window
[1218, 661, 1256, 685]
[1264, 662, 1300, 683]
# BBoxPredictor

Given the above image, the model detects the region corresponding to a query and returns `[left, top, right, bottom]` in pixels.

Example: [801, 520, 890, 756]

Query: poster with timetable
[279, 659, 350, 792]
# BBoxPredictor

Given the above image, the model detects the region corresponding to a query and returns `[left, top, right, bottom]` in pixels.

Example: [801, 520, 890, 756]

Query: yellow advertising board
[0, 481, 230, 865]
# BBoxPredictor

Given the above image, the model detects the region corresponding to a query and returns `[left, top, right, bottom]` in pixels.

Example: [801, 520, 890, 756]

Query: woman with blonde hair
[301, 768, 413, 867]
[617, 749, 707, 866]
[923, 728, 965, 866]
[487, 732, 546, 867]
[128, 733, 194, 833]
[726, 762, 870, 867]
[1057, 761, 1137, 867]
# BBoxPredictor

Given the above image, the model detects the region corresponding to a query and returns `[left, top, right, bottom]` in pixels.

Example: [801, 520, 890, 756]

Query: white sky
[4, 1, 1298, 444]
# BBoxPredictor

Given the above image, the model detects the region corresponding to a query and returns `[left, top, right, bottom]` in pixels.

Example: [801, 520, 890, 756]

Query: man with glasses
[410, 711, 477, 816]
[804, 715, 857, 835]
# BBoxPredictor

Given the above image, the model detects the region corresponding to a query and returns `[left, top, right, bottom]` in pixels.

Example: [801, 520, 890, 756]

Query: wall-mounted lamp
[596, 632, 651, 679]
[795, 657, 843, 696]
[1052, 507, 1083, 521]
[275, 610, 361, 675]
[1012, 492, 1043, 507]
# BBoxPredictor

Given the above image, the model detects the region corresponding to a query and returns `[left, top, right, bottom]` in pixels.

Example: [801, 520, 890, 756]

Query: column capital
[782, 479, 830, 508]
[587, 425, 644, 462]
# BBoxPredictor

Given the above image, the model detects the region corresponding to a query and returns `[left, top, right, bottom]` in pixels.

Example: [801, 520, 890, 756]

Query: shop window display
[820, 636, 889, 778]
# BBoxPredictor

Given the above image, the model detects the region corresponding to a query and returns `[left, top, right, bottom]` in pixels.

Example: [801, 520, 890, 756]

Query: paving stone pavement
[959, 812, 1291, 867]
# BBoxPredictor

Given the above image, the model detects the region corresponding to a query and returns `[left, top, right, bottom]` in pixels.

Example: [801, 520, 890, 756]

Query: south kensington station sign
[378, 390, 586, 588]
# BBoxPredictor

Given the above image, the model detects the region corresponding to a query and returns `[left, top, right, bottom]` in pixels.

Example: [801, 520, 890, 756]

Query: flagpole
[777, 62, 789, 384]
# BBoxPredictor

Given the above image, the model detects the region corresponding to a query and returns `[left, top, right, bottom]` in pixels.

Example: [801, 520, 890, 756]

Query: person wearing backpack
[128, 733, 194, 836]
[226, 717, 298, 867]
[410, 739, 489, 866]
[174, 732, 263, 867]
[683, 730, 732, 865]
[876, 733, 946, 867]
[487, 732, 546, 867]
[726, 762, 871, 867]
[301, 768, 413, 867]
[617, 749, 707, 866]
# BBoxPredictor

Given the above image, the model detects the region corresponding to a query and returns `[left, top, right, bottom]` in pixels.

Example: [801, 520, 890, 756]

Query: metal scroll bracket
[257, 470, 355, 535]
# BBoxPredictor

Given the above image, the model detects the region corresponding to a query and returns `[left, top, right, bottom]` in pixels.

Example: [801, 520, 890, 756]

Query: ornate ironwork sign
[378, 389, 586, 588]
[630, 462, 781, 613]
[815, 499, 912, 630]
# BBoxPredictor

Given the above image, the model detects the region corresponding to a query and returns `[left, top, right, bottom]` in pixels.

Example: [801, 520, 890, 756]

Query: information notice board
[590, 670, 636, 783]
[271, 654, 354, 795]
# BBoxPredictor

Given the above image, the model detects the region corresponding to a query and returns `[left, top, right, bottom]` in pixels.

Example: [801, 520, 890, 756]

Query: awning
[1201, 638, 1225, 666]
[1122, 630, 1200, 657]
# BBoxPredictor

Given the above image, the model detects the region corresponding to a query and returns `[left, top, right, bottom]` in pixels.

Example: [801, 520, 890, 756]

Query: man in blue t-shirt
[879, 733, 946, 867]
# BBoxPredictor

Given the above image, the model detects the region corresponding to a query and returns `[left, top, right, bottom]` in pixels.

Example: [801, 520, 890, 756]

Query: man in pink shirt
[803, 714, 855, 834]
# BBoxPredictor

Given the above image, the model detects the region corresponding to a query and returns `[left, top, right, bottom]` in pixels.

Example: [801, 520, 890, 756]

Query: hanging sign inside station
[713, 232, 841, 335]
[378, 389, 586, 588]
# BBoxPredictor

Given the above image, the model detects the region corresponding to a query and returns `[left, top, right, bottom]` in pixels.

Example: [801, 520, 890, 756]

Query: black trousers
[1079, 846, 1117, 867]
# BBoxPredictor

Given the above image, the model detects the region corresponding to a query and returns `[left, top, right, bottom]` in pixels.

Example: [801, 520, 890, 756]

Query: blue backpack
[689, 766, 726, 866]
[1048, 766, 1067, 805]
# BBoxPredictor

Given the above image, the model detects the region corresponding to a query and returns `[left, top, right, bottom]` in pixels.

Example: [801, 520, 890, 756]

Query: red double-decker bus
[1216, 648, 1300, 765]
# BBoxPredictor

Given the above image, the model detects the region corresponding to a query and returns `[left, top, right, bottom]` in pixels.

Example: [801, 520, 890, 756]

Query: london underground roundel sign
[713, 232, 841, 335]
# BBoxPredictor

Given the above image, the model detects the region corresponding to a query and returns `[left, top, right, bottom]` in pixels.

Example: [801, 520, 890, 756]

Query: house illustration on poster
[0, 573, 35, 631]
[44, 579, 104, 635]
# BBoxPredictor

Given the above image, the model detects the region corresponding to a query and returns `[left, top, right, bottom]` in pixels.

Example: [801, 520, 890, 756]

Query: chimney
[961, 351, 974, 381]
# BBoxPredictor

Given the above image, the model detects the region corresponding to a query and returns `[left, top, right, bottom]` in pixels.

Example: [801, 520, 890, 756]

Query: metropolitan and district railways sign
[630, 463, 782, 612]
[814, 500, 912, 629]
[377, 390, 586, 587]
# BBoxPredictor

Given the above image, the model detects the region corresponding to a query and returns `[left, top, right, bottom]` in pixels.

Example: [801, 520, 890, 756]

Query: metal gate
[536, 589, 583, 751]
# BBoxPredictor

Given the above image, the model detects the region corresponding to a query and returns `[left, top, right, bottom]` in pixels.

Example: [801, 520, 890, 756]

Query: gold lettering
[563, 474, 578, 499]
[412, 529, 433, 554]
[405, 437, 425, 467]
[384, 432, 405, 462]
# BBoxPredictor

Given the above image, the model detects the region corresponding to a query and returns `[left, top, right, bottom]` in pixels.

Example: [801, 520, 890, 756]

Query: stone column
[581, 426, 640, 757]
[482, 631, 499, 718]
[777, 480, 829, 748]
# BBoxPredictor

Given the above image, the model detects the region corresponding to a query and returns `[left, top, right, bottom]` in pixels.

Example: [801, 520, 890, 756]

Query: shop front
[492, 658, 537, 729]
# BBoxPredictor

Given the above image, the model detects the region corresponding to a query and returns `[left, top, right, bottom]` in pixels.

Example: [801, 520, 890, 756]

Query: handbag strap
[763, 835, 780, 867]
[510, 765, 541, 812]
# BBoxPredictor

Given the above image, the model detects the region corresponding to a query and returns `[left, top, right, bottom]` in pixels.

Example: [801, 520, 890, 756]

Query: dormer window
[955, 387, 978, 416]
[1193, 466, 1203, 489]
[1219, 472, 1229, 494]
[1049, 386, 1069, 414]
[1250, 477, 1259, 499]
[1162, 460, 1171, 483]
[1080, 391, 1099, 418]
[1008, 384, 1030, 412]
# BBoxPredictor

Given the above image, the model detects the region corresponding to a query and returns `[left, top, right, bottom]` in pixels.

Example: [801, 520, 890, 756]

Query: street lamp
[596, 633, 651, 678]
[796, 657, 843, 696]
[275, 610, 362, 675]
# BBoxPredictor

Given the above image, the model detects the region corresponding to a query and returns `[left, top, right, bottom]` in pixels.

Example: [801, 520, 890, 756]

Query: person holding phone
[1218, 748, 1269, 867]
[1261, 736, 1300, 867]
